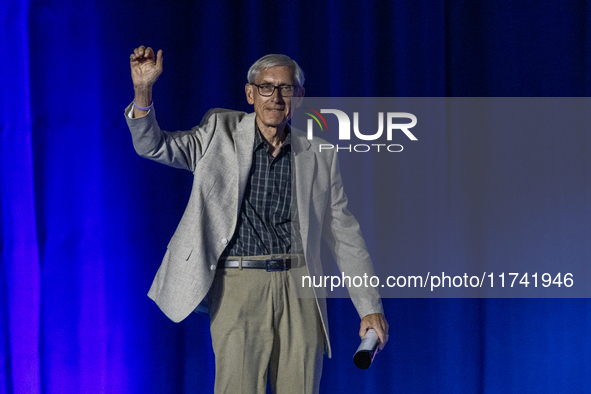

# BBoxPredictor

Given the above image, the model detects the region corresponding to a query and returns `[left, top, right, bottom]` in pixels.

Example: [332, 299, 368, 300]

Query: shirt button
[210, 264, 217, 271]
[222, 238, 228, 244]
[267, 192, 272, 196]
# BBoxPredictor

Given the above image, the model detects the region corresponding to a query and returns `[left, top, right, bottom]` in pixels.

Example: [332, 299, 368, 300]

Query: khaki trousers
[208, 265, 324, 394]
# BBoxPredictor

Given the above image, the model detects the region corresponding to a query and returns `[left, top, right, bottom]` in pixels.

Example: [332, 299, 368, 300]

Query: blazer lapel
[233, 113, 257, 216]
[292, 131, 315, 257]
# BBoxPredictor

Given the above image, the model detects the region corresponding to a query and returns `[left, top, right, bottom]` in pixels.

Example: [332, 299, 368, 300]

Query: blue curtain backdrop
[2, 0, 591, 393]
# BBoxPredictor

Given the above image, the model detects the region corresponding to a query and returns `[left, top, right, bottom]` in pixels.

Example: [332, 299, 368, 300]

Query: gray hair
[247, 54, 305, 87]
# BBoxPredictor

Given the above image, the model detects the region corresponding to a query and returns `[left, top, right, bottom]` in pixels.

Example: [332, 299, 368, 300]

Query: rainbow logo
[304, 108, 329, 132]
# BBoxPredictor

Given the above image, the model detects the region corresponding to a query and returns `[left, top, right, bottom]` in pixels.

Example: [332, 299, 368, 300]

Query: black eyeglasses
[251, 84, 297, 97]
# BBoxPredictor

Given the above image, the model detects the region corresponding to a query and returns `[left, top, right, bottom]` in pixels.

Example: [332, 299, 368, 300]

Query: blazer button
[210, 264, 217, 271]
[222, 238, 228, 244]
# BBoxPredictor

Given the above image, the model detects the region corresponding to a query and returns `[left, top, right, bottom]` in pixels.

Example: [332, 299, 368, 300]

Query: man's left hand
[360, 313, 389, 350]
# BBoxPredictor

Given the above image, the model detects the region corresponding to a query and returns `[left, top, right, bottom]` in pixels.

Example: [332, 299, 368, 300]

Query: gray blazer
[126, 104, 383, 356]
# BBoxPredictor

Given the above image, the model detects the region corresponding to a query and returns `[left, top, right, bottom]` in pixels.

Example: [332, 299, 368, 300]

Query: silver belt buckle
[266, 259, 286, 272]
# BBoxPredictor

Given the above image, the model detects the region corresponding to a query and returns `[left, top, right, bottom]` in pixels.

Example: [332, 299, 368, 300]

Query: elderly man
[126, 46, 388, 394]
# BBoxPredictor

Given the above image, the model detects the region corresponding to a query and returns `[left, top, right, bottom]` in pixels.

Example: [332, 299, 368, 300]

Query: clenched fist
[130, 46, 163, 89]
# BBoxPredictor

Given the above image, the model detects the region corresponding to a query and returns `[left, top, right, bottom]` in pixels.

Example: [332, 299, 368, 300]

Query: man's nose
[270, 87, 285, 102]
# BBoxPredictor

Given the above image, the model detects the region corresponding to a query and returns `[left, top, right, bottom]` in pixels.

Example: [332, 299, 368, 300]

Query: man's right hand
[130, 46, 163, 89]
[130, 46, 163, 118]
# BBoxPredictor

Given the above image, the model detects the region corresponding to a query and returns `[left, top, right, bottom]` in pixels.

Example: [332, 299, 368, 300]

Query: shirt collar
[254, 123, 291, 152]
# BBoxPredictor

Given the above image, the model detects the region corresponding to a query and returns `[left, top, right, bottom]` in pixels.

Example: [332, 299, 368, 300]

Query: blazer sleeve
[320, 150, 385, 319]
[124, 102, 217, 172]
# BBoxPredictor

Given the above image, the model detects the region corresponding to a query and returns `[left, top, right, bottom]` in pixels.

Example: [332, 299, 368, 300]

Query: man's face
[245, 66, 304, 130]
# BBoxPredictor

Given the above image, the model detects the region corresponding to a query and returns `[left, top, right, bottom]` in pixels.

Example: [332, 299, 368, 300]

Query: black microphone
[353, 329, 379, 369]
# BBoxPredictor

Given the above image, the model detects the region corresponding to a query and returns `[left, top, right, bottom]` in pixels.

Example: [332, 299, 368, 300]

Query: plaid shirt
[222, 124, 295, 257]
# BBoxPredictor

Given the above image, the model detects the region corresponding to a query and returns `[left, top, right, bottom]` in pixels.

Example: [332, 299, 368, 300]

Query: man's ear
[292, 86, 305, 108]
[245, 84, 255, 105]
